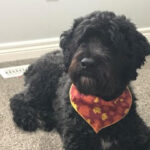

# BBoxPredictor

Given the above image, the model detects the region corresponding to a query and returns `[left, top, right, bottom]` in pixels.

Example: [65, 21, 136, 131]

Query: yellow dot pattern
[124, 108, 129, 114]
[86, 119, 91, 124]
[120, 98, 124, 102]
[94, 97, 99, 103]
[93, 107, 101, 114]
[114, 99, 119, 104]
[102, 113, 108, 121]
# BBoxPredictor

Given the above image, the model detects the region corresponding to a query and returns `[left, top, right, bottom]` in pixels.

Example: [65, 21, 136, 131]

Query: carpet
[0, 56, 150, 150]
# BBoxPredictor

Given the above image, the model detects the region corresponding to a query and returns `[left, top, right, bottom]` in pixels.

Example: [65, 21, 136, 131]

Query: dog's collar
[69, 84, 132, 133]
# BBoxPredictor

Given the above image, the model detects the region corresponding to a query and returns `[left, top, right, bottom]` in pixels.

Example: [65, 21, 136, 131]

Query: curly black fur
[10, 11, 150, 150]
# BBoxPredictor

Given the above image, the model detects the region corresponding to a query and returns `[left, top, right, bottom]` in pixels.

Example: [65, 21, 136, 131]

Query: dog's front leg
[10, 91, 39, 131]
[10, 51, 64, 132]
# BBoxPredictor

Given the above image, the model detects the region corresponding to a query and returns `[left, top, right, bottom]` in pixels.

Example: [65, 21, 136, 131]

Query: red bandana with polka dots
[69, 84, 132, 133]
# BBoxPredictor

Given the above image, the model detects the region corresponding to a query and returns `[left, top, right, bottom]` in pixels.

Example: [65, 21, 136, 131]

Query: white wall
[0, 0, 150, 43]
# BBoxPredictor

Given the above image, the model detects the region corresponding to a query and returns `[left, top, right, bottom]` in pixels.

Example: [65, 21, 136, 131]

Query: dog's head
[60, 11, 150, 100]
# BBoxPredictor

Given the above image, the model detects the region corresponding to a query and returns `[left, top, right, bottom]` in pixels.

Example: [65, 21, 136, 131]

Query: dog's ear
[60, 17, 83, 71]
[124, 26, 150, 69]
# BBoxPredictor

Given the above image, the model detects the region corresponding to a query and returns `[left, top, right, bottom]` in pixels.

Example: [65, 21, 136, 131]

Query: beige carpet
[0, 56, 150, 150]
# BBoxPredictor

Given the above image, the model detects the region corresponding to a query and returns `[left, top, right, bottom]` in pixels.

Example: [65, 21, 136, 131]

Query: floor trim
[0, 38, 60, 63]
[0, 27, 149, 63]
[138, 27, 150, 42]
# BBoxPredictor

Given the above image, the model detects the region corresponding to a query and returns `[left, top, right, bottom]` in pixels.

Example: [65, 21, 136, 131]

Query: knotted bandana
[69, 84, 132, 133]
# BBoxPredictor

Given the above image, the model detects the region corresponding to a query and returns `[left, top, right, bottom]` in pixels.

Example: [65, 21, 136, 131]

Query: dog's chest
[100, 139, 118, 150]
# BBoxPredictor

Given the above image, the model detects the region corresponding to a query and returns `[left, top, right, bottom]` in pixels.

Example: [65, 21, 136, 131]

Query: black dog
[10, 11, 150, 150]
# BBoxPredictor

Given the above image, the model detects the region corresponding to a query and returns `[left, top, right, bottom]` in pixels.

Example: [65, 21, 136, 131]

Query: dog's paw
[38, 110, 55, 132]
[10, 94, 38, 131]
[13, 109, 38, 132]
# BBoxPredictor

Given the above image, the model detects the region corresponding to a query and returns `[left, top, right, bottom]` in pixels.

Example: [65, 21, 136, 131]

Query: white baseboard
[0, 27, 150, 63]
[0, 37, 60, 63]
[138, 27, 150, 42]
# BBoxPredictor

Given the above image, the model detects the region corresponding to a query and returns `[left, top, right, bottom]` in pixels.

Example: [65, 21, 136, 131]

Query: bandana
[69, 84, 132, 133]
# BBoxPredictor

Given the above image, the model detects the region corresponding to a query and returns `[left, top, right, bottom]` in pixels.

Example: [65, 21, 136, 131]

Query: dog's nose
[81, 58, 95, 68]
